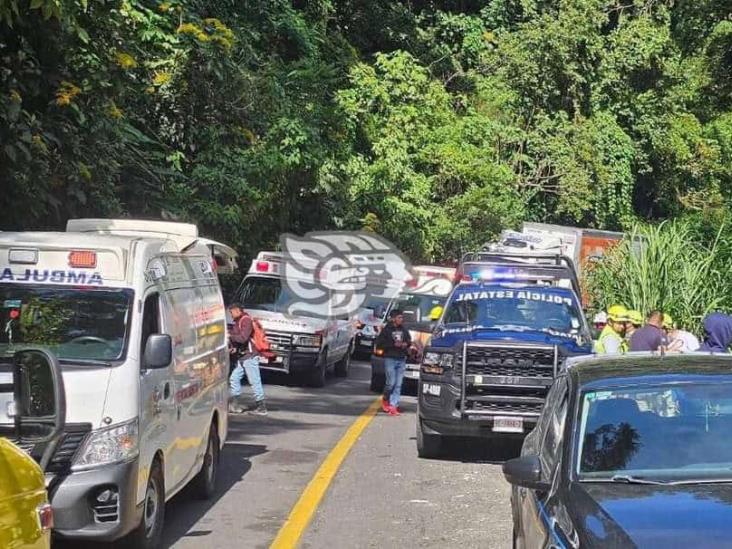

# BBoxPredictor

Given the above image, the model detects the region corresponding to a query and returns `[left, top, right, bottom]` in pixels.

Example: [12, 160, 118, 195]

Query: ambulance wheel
[335, 342, 352, 377]
[191, 421, 219, 500]
[417, 419, 442, 459]
[123, 460, 164, 549]
[307, 351, 327, 388]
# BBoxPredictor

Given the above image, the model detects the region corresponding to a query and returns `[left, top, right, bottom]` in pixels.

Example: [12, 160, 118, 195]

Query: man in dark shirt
[374, 309, 412, 415]
[629, 310, 666, 352]
[228, 303, 267, 415]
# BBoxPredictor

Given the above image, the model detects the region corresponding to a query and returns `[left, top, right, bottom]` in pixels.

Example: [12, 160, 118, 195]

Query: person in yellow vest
[595, 305, 629, 354]
[623, 310, 644, 352]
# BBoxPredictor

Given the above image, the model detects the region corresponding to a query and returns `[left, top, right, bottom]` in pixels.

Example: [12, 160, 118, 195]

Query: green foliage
[1, 0, 732, 265]
[585, 221, 731, 333]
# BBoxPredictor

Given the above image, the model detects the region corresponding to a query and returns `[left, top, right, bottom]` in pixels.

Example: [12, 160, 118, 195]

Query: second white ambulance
[233, 252, 355, 387]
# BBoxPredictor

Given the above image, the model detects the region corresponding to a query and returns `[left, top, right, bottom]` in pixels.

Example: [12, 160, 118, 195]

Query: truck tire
[416, 419, 442, 459]
[122, 460, 165, 549]
[334, 342, 353, 377]
[191, 421, 219, 500]
[369, 373, 385, 393]
[307, 350, 327, 388]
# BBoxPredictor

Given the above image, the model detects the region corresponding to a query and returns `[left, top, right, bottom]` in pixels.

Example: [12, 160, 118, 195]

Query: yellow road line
[270, 397, 382, 549]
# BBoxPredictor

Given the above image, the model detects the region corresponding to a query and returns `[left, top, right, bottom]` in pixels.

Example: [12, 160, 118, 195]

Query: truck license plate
[261, 356, 283, 364]
[493, 417, 523, 433]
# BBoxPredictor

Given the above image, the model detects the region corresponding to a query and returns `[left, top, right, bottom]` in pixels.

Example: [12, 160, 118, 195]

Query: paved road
[55, 360, 516, 548]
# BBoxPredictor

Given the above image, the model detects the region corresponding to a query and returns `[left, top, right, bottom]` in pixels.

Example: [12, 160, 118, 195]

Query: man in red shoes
[375, 309, 412, 415]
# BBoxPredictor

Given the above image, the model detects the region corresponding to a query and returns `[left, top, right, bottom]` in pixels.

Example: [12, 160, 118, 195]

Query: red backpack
[240, 313, 275, 359]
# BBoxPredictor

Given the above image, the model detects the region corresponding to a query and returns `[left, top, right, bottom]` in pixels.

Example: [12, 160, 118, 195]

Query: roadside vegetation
[1, 0, 731, 263]
[585, 218, 732, 332]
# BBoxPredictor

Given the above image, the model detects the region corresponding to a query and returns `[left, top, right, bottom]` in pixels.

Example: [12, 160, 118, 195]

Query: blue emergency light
[465, 266, 522, 282]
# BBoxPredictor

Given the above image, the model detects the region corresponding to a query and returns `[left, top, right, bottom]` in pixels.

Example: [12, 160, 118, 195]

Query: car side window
[539, 376, 568, 478]
[141, 293, 160, 352]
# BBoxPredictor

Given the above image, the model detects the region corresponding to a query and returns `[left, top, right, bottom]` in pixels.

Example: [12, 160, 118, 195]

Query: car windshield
[236, 277, 321, 318]
[355, 295, 393, 322]
[443, 285, 583, 336]
[389, 293, 446, 324]
[577, 382, 732, 482]
[0, 285, 133, 362]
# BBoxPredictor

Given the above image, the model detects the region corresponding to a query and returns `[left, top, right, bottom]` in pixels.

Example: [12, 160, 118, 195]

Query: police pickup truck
[416, 253, 593, 458]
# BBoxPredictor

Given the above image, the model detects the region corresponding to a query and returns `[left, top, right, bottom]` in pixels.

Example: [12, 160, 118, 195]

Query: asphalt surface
[55, 360, 516, 548]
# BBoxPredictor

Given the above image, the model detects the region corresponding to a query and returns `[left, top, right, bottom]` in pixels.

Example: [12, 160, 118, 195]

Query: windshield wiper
[667, 478, 732, 486]
[59, 358, 113, 367]
[582, 475, 668, 485]
[609, 475, 669, 485]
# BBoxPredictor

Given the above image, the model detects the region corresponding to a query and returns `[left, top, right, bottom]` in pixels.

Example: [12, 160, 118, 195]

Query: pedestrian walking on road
[699, 313, 732, 353]
[629, 310, 666, 352]
[665, 314, 700, 352]
[375, 309, 412, 415]
[594, 305, 628, 354]
[228, 303, 268, 415]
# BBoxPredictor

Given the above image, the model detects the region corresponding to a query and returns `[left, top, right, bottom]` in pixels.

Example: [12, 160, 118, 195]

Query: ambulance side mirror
[143, 334, 173, 370]
[0, 349, 66, 471]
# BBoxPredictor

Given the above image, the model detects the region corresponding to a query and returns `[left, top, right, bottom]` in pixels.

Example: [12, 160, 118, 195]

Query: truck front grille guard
[459, 342, 560, 416]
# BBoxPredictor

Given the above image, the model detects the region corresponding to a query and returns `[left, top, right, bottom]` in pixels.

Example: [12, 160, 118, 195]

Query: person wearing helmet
[623, 310, 644, 352]
[665, 314, 700, 352]
[595, 305, 628, 354]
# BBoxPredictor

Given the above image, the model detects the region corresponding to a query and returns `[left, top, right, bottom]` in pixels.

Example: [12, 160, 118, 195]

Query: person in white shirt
[665, 314, 700, 352]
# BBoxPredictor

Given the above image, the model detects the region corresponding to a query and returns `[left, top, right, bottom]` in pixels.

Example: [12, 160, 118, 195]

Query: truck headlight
[294, 334, 321, 347]
[422, 351, 454, 374]
[73, 419, 139, 470]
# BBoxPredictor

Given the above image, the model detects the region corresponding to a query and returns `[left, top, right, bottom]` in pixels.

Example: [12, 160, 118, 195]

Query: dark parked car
[503, 353, 732, 548]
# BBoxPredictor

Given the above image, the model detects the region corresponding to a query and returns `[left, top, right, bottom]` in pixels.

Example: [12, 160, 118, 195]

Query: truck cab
[416, 255, 592, 458]
[233, 252, 355, 387]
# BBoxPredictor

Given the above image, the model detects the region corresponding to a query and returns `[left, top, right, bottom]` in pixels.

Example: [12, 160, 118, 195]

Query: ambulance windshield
[443, 285, 583, 337]
[389, 293, 447, 324]
[237, 277, 322, 318]
[0, 285, 133, 362]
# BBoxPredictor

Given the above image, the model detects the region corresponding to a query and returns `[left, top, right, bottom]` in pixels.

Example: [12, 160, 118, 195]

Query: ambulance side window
[141, 293, 160, 351]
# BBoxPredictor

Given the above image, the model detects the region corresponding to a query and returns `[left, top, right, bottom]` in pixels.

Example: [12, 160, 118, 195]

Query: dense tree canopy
[1, 0, 731, 263]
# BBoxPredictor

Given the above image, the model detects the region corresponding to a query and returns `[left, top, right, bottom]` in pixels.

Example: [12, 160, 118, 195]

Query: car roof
[566, 353, 732, 389]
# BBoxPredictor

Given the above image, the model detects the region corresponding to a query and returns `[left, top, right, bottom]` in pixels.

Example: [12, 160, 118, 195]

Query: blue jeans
[383, 357, 406, 407]
[230, 356, 265, 402]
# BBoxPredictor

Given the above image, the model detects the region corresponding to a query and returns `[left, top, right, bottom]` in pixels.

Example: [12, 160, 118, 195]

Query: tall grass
[585, 220, 731, 334]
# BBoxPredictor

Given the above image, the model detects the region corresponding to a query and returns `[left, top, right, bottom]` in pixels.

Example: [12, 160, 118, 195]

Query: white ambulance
[0, 219, 235, 548]
[233, 252, 355, 387]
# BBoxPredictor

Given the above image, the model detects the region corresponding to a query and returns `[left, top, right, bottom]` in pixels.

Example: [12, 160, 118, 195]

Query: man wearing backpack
[228, 303, 268, 415]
